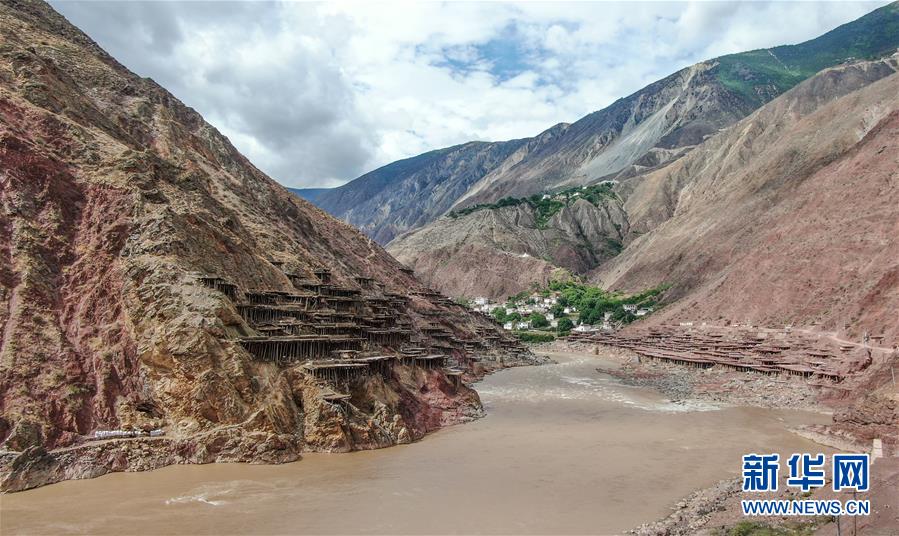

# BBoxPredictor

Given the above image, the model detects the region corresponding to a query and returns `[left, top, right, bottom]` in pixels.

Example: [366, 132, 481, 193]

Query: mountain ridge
[389, 53, 899, 317]
[306, 1, 899, 244]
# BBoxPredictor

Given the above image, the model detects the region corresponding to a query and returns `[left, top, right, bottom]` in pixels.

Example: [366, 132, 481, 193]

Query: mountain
[389, 185, 628, 298]
[0, 0, 537, 491]
[306, 138, 536, 244]
[594, 54, 899, 343]
[309, 1, 899, 245]
[392, 54, 899, 302]
[288, 187, 329, 204]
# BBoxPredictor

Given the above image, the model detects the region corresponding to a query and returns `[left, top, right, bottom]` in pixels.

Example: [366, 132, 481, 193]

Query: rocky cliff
[308, 1, 899, 245]
[0, 0, 539, 492]
[388, 191, 628, 299]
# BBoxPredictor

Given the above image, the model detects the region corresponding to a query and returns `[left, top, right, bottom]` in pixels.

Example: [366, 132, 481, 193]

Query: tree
[530, 313, 549, 329]
[557, 318, 574, 333]
[492, 307, 508, 323]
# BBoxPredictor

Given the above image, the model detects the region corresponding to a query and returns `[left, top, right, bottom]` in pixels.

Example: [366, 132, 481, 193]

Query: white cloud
[50, 0, 888, 188]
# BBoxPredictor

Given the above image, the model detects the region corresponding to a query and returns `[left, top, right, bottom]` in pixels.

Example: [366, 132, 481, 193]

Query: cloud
[49, 0, 888, 188]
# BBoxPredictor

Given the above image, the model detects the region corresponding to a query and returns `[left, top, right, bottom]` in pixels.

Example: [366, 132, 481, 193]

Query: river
[1, 348, 831, 535]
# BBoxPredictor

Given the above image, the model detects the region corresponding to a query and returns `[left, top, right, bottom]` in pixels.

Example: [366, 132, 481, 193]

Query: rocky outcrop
[388, 196, 628, 299]
[0, 0, 539, 492]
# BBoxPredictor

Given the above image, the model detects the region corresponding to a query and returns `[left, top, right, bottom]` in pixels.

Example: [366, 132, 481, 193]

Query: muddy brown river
[1, 349, 832, 535]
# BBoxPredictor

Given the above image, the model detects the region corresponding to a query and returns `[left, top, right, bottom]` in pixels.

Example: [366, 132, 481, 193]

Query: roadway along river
[1, 349, 831, 535]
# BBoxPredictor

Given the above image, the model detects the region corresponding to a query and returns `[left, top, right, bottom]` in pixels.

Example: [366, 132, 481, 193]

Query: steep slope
[596, 55, 899, 344]
[0, 0, 535, 491]
[308, 1, 899, 244]
[389, 187, 628, 298]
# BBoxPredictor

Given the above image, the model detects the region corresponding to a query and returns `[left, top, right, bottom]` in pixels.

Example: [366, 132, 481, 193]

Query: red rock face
[0, 121, 140, 450]
[599, 57, 899, 346]
[0, 0, 538, 490]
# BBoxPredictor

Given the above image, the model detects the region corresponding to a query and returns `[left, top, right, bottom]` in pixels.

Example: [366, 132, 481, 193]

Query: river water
[1, 349, 831, 535]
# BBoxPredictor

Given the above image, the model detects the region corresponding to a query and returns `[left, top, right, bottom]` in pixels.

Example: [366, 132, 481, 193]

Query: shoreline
[0, 350, 548, 494]
[3, 342, 875, 535]
[543, 339, 897, 535]
[561, 340, 831, 413]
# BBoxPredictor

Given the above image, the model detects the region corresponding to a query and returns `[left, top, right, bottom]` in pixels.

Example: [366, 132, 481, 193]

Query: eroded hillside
[597, 55, 899, 344]
[388, 185, 628, 298]
[0, 0, 538, 491]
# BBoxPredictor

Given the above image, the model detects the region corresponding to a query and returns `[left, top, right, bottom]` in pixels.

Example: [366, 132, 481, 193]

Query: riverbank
[553, 340, 827, 412]
[1, 346, 831, 535]
[0, 350, 545, 493]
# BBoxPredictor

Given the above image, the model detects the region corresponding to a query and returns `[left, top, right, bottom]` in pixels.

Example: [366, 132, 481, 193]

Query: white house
[546, 313, 555, 321]
[503, 322, 513, 330]
[516, 321, 530, 330]
[563, 307, 572, 314]
[550, 319, 558, 328]
[603, 311, 612, 321]
[473, 297, 489, 306]
[573, 324, 597, 333]
[623, 304, 638, 312]
[635, 309, 648, 317]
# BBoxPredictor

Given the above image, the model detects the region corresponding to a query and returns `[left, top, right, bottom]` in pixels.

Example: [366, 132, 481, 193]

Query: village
[465, 281, 657, 339]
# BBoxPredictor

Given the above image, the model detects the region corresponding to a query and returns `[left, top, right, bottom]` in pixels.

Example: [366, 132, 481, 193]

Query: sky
[50, 0, 888, 189]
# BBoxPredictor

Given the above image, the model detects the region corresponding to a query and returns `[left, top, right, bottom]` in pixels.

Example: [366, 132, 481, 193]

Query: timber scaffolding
[238, 335, 364, 364]
[196, 265, 422, 364]
[302, 351, 452, 381]
[196, 265, 525, 377]
[313, 268, 332, 284]
[411, 288, 463, 309]
[568, 326, 871, 383]
[198, 276, 238, 301]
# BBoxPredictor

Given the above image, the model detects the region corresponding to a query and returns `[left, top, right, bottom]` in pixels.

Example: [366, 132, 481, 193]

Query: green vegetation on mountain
[448, 183, 619, 228]
[714, 1, 899, 104]
[549, 280, 670, 326]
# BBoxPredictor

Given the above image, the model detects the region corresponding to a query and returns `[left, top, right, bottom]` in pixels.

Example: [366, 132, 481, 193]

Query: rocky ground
[0, 352, 548, 492]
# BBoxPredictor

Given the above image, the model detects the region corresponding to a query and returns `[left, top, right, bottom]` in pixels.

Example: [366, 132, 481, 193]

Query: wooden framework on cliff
[568, 326, 871, 383]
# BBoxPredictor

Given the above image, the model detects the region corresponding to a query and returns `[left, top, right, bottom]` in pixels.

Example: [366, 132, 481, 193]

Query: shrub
[557, 318, 574, 333]
[530, 313, 549, 328]
[516, 332, 555, 344]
